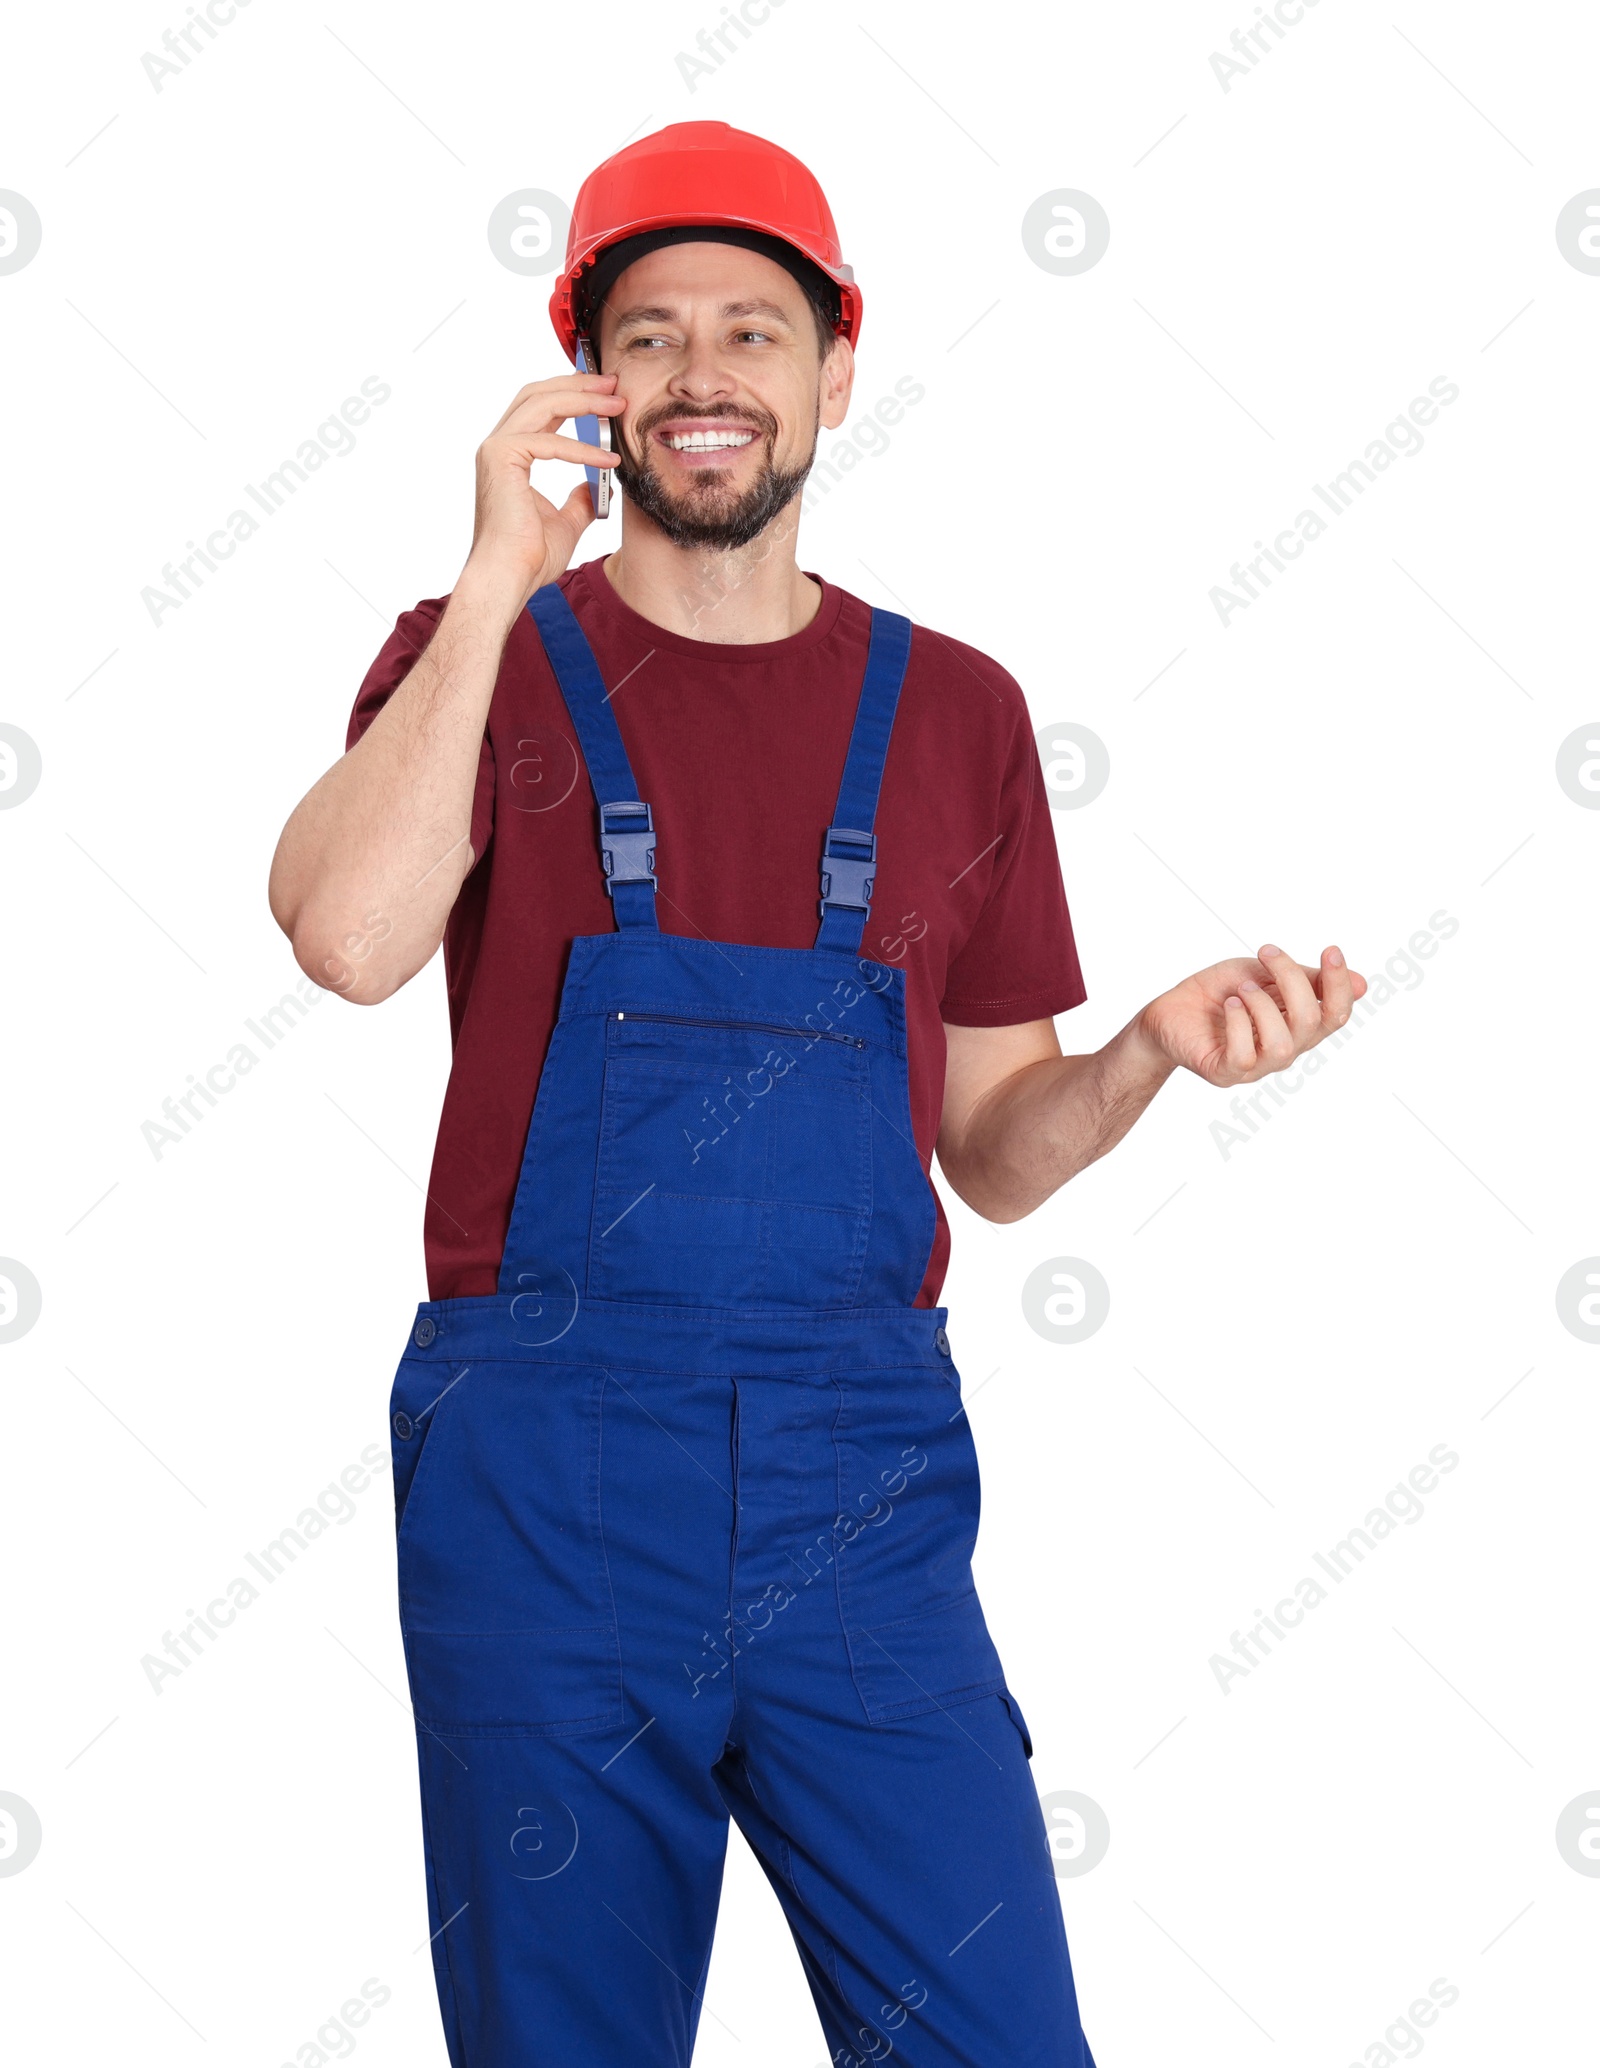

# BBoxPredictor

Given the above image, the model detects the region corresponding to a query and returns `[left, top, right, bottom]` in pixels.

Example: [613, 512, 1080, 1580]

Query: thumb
[543, 479, 598, 571]
[564, 477, 600, 527]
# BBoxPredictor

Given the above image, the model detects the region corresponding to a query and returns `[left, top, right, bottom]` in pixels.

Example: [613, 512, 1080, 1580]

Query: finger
[1236, 977, 1296, 1067]
[1256, 943, 1322, 1040]
[515, 382, 626, 419]
[490, 388, 623, 440]
[490, 374, 619, 434]
[500, 401, 629, 450]
[524, 432, 622, 469]
[1222, 993, 1259, 1074]
[489, 431, 621, 470]
[1314, 945, 1355, 1030]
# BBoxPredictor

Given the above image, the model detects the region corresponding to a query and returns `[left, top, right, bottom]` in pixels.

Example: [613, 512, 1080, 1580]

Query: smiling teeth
[666, 430, 755, 450]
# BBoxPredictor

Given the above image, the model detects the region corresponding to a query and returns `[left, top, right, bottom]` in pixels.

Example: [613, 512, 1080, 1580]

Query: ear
[817, 335, 855, 433]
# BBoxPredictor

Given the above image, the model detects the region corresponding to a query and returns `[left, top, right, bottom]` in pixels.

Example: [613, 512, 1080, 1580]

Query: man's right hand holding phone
[467, 372, 625, 613]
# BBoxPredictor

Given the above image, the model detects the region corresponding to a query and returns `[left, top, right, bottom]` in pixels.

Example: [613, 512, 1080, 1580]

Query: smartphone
[573, 335, 613, 519]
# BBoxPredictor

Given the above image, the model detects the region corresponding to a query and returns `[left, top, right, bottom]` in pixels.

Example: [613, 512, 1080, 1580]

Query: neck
[601, 501, 821, 644]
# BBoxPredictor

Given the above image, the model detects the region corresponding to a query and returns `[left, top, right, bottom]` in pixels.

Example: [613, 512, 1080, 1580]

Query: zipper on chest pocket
[611, 1011, 865, 1050]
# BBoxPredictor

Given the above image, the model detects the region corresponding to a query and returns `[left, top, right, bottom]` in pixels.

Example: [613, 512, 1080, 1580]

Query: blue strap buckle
[599, 799, 657, 893]
[818, 824, 876, 917]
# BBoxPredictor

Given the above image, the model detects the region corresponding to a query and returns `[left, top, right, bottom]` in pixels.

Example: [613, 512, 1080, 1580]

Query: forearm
[938, 1012, 1176, 1222]
[268, 559, 527, 1002]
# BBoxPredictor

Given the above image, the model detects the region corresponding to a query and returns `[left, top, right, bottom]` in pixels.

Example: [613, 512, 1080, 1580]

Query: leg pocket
[830, 1365, 1006, 1724]
[389, 1358, 623, 1738]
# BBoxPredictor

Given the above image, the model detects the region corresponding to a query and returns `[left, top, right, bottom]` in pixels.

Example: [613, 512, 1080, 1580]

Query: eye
[626, 334, 674, 351]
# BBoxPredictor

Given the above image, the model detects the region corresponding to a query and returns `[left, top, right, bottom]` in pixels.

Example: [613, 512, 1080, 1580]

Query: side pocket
[1000, 1687, 1034, 1760]
[390, 1359, 624, 1739]
[830, 1366, 1007, 1725]
[388, 1358, 452, 1540]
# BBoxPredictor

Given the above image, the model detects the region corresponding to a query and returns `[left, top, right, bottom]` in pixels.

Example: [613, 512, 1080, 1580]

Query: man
[269, 121, 1363, 2068]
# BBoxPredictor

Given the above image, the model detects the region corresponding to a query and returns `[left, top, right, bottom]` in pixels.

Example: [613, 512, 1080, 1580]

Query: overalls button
[933, 1327, 951, 1358]
[413, 1316, 437, 1348]
[392, 1411, 414, 1440]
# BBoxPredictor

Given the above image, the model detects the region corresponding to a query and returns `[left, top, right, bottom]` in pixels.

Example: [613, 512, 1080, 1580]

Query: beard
[612, 405, 818, 551]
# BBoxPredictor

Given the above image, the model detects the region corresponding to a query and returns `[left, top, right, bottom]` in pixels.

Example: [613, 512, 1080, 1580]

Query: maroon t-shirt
[346, 555, 1086, 1305]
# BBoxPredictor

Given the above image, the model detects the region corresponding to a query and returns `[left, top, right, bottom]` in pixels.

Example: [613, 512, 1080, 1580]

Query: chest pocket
[589, 1012, 872, 1307]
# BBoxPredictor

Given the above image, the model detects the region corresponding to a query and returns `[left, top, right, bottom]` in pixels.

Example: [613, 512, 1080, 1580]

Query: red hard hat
[549, 120, 861, 362]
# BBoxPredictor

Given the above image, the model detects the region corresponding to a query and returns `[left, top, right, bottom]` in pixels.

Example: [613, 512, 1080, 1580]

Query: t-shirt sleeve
[344, 595, 496, 871]
[939, 691, 1087, 1027]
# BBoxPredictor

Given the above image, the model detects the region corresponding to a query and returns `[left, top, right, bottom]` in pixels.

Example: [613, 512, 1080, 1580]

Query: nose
[667, 329, 741, 406]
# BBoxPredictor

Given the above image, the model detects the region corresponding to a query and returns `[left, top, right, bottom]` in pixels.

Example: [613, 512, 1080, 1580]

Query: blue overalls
[387, 584, 1100, 2067]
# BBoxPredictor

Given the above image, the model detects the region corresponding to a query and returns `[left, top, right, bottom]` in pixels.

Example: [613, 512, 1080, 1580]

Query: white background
[3, 0, 1597, 2062]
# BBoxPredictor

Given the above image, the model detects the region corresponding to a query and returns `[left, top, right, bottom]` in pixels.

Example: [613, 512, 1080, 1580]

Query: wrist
[1112, 1007, 1177, 1092]
[452, 552, 538, 633]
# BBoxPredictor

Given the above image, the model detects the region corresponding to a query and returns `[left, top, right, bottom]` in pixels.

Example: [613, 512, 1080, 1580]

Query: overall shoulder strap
[815, 609, 914, 954]
[527, 582, 659, 933]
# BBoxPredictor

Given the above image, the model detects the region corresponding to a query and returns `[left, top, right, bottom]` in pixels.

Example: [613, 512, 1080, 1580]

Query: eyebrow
[607, 297, 798, 333]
